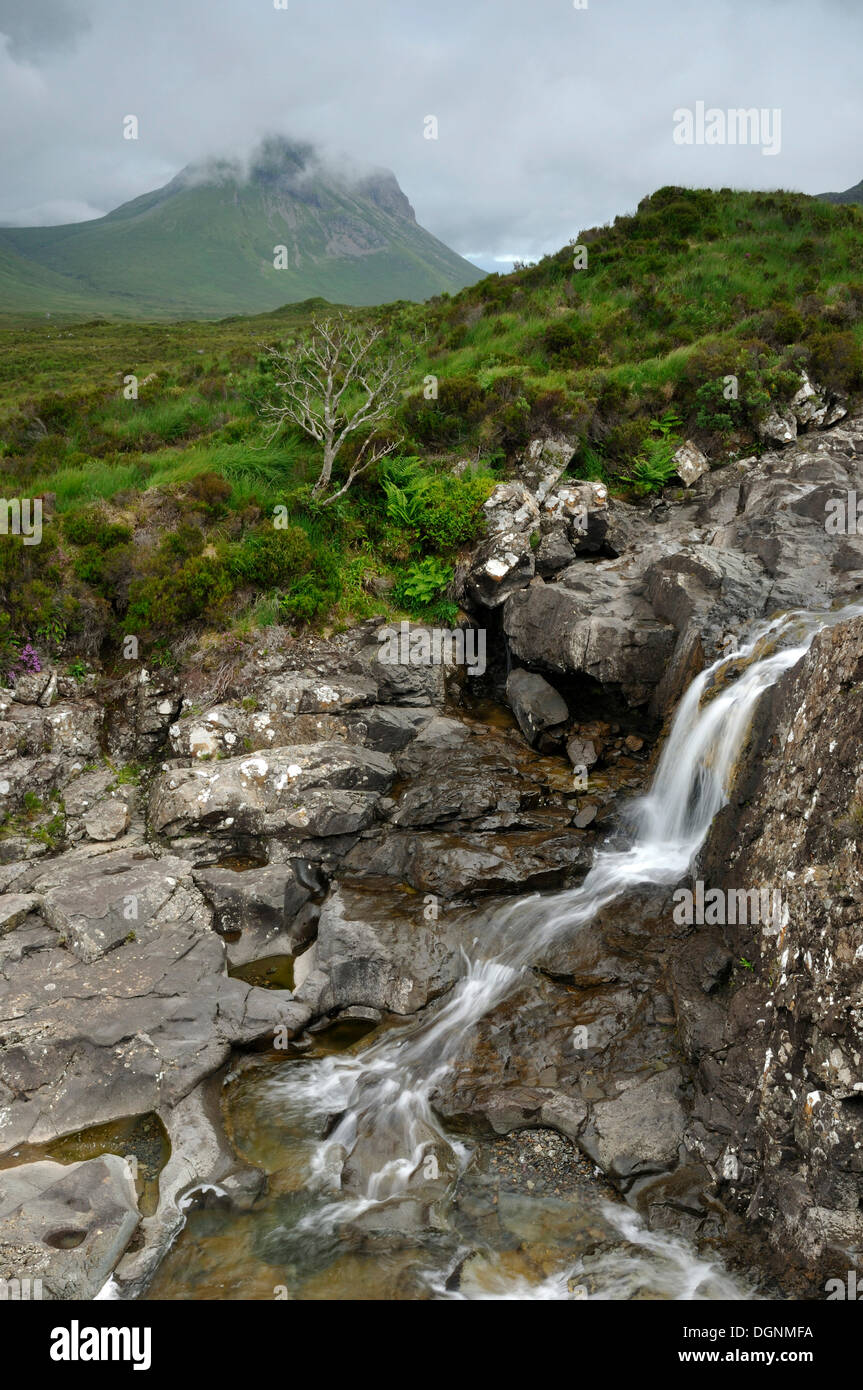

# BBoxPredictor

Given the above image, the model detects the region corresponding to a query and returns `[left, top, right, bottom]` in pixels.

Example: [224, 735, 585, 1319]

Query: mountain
[818, 176, 863, 205]
[0, 137, 485, 319]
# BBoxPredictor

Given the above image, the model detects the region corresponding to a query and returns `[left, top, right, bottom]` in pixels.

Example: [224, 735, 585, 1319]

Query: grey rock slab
[0, 920, 309, 1153]
[0, 893, 40, 935]
[192, 862, 311, 966]
[31, 848, 207, 962]
[0, 1154, 140, 1301]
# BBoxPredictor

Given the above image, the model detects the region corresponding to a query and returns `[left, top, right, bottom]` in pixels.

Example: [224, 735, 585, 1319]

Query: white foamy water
[427, 1203, 755, 1300]
[271, 599, 863, 1294]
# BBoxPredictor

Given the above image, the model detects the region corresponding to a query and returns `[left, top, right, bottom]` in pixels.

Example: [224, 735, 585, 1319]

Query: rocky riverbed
[2, 410, 863, 1299]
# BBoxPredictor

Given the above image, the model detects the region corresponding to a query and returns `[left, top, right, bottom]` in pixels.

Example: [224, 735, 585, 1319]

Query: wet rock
[678, 612, 863, 1262]
[192, 863, 311, 966]
[505, 669, 568, 746]
[0, 916, 309, 1153]
[343, 828, 592, 898]
[566, 735, 599, 770]
[581, 1069, 687, 1182]
[293, 884, 469, 1016]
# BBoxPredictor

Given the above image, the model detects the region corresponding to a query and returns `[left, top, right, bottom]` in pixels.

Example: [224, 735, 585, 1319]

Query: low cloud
[0, 0, 861, 266]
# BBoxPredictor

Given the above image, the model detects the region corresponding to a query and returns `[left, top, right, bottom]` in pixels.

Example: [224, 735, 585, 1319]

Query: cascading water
[279, 604, 861, 1222]
[150, 598, 863, 1301]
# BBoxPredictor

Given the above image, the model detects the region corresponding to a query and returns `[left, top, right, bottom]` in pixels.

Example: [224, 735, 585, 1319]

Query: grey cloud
[0, 0, 90, 61]
[0, 0, 861, 268]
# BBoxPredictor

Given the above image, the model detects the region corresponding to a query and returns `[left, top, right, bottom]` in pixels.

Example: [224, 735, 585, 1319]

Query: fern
[620, 410, 682, 494]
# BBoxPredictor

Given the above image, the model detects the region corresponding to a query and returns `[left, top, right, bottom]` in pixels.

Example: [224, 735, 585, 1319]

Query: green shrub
[393, 557, 453, 614]
[186, 471, 232, 514]
[280, 553, 342, 624]
[379, 457, 492, 552]
[227, 525, 314, 588]
[620, 411, 682, 494]
[63, 507, 132, 549]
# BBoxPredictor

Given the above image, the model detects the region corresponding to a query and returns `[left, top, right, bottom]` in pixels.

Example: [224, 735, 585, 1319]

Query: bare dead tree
[259, 315, 414, 505]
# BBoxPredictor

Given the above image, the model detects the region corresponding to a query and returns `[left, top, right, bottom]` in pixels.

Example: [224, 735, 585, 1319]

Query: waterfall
[274, 598, 863, 1232]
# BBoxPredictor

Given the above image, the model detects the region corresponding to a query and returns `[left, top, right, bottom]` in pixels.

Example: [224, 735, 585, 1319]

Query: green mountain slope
[2, 184, 863, 659]
[0, 235, 136, 317]
[0, 138, 485, 319]
[819, 176, 863, 206]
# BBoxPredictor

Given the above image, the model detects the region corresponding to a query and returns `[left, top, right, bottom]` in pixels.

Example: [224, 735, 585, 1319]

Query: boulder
[514, 437, 575, 503]
[505, 668, 568, 745]
[579, 1069, 687, 1182]
[342, 828, 592, 898]
[83, 798, 131, 843]
[672, 440, 709, 487]
[481, 481, 541, 537]
[192, 862, 311, 966]
[462, 529, 536, 609]
[541, 480, 608, 537]
[534, 526, 576, 577]
[790, 371, 828, 429]
[359, 626, 451, 706]
[9, 668, 55, 706]
[293, 884, 470, 1017]
[756, 405, 797, 446]
[504, 575, 675, 706]
[148, 743, 395, 840]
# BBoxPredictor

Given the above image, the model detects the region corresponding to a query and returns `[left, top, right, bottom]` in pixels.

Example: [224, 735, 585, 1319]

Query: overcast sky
[1, 0, 861, 272]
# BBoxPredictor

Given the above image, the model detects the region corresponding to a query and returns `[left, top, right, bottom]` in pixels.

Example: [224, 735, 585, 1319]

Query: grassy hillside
[1, 185, 862, 676]
[819, 177, 863, 206]
[0, 237, 137, 318]
[0, 146, 485, 319]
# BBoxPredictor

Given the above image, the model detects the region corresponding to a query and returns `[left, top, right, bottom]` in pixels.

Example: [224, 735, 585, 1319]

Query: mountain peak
[0, 134, 481, 317]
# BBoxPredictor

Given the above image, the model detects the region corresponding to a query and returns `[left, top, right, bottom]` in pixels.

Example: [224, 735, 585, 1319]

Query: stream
[144, 600, 862, 1301]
